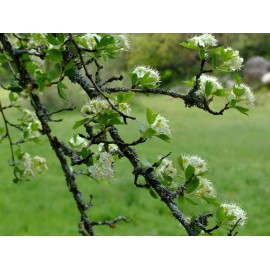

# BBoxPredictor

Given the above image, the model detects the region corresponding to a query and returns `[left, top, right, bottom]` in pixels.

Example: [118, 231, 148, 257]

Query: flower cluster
[81, 97, 131, 117]
[195, 177, 217, 198]
[198, 75, 223, 96]
[189, 34, 218, 48]
[22, 153, 48, 178]
[151, 115, 171, 137]
[88, 151, 115, 180]
[81, 33, 101, 50]
[182, 154, 207, 175]
[18, 109, 42, 139]
[231, 83, 255, 106]
[156, 157, 177, 178]
[223, 48, 243, 71]
[69, 134, 88, 149]
[115, 34, 130, 51]
[220, 202, 247, 226]
[131, 66, 161, 88]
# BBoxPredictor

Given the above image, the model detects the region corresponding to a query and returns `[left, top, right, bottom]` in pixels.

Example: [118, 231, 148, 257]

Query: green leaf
[80, 147, 91, 158]
[146, 108, 158, 124]
[233, 71, 242, 85]
[202, 197, 220, 207]
[9, 92, 18, 103]
[199, 49, 206, 60]
[178, 196, 186, 204]
[64, 60, 76, 72]
[117, 92, 124, 103]
[155, 134, 171, 143]
[8, 86, 23, 93]
[185, 177, 200, 194]
[233, 86, 245, 97]
[122, 91, 135, 103]
[211, 53, 217, 69]
[73, 118, 89, 130]
[136, 120, 147, 133]
[180, 41, 199, 50]
[57, 81, 68, 101]
[185, 165, 195, 180]
[64, 60, 76, 77]
[230, 99, 237, 108]
[131, 73, 138, 86]
[141, 159, 152, 167]
[47, 49, 62, 62]
[149, 188, 158, 199]
[213, 88, 228, 97]
[47, 63, 62, 81]
[36, 71, 47, 91]
[216, 207, 227, 222]
[46, 33, 62, 46]
[56, 33, 65, 43]
[177, 156, 184, 171]
[235, 106, 249, 115]
[186, 196, 199, 205]
[205, 81, 213, 96]
[142, 128, 156, 138]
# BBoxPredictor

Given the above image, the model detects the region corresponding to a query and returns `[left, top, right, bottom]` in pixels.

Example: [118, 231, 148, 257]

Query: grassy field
[0, 90, 270, 236]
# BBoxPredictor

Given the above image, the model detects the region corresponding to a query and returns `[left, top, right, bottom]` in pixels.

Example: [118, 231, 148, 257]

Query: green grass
[0, 90, 270, 236]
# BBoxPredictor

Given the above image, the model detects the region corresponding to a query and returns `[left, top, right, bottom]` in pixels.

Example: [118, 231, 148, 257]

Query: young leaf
[146, 108, 158, 124]
[131, 73, 138, 86]
[216, 207, 227, 222]
[178, 196, 186, 205]
[205, 81, 213, 96]
[73, 118, 89, 130]
[235, 106, 249, 116]
[57, 81, 68, 101]
[136, 120, 147, 133]
[202, 197, 220, 207]
[46, 33, 62, 46]
[142, 128, 156, 138]
[177, 156, 184, 171]
[185, 177, 200, 194]
[122, 91, 135, 103]
[149, 188, 158, 199]
[185, 165, 195, 180]
[233, 87, 245, 97]
[185, 196, 199, 205]
[233, 71, 242, 85]
[155, 134, 171, 143]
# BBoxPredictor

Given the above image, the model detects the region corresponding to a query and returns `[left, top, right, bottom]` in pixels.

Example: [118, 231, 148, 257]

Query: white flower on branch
[81, 34, 101, 50]
[88, 151, 115, 180]
[151, 115, 171, 137]
[33, 156, 48, 172]
[220, 202, 247, 226]
[189, 34, 218, 48]
[231, 83, 255, 106]
[195, 177, 217, 198]
[115, 34, 130, 51]
[198, 75, 223, 96]
[182, 154, 208, 175]
[132, 65, 161, 87]
[223, 48, 243, 71]
[69, 134, 87, 149]
[156, 157, 177, 178]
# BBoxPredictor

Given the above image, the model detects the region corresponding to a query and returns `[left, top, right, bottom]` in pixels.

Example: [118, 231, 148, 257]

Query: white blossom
[115, 34, 130, 51]
[151, 115, 171, 137]
[118, 102, 131, 116]
[69, 135, 88, 149]
[156, 157, 177, 178]
[88, 151, 115, 180]
[81, 98, 111, 116]
[198, 75, 223, 96]
[220, 202, 247, 226]
[231, 83, 255, 106]
[223, 48, 243, 71]
[182, 154, 207, 175]
[132, 65, 161, 87]
[195, 177, 216, 198]
[189, 34, 217, 48]
[33, 156, 48, 171]
[81, 33, 101, 50]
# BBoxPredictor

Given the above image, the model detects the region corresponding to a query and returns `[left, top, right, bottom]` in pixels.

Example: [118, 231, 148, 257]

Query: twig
[91, 216, 131, 228]
[0, 100, 19, 181]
